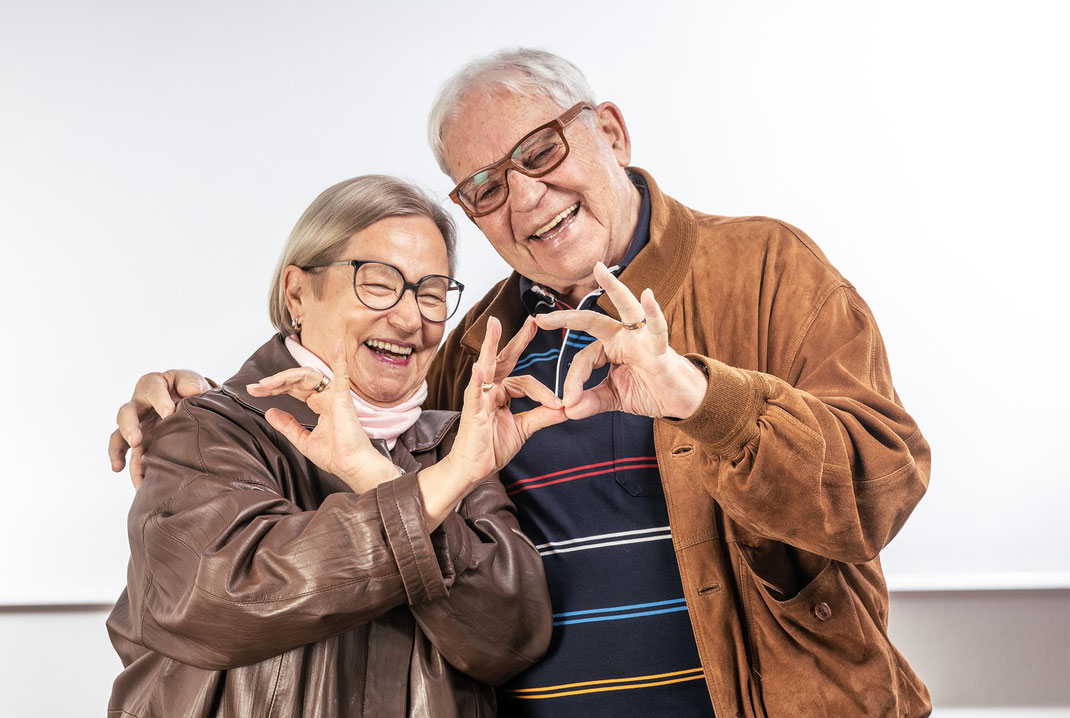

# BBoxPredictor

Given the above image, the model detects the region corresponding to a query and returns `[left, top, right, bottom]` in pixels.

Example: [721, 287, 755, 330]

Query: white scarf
[284, 336, 425, 450]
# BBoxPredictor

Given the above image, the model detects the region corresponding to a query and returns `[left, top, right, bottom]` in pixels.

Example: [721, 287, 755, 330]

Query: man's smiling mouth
[531, 203, 580, 240]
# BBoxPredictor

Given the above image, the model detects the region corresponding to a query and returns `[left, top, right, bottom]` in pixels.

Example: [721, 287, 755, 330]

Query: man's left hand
[533, 262, 708, 421]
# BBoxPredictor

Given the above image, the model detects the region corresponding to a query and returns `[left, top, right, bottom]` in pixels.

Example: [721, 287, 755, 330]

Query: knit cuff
[669, 354, 767, 458]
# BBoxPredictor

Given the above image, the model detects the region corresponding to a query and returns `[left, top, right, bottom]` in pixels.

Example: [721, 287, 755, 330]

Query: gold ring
[481, 381, 494, 392]
[312, 374, 331, 393]
[621, 317, 647, 330]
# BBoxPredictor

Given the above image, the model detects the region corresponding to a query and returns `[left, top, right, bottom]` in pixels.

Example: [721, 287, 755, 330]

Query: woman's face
[287, 216, 449, 407]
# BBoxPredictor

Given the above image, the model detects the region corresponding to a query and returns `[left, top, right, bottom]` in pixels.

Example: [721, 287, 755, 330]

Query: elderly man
[111, 49, 931, 716]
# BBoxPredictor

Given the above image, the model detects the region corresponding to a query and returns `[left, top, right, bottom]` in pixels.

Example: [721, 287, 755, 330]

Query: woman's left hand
[442, 316, 568, 486]
[250, 340, 398, 494]
[532, 262, 708, 421]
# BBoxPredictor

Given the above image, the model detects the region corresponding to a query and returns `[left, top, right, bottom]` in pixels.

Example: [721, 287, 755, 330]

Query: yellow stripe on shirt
[504, 668, 705, 700]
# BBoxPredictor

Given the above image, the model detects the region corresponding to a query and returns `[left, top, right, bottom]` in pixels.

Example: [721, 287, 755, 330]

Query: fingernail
[246, 382, 259, 389]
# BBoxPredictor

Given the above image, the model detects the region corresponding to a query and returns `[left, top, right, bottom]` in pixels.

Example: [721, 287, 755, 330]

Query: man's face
[441, 91, 640, 301]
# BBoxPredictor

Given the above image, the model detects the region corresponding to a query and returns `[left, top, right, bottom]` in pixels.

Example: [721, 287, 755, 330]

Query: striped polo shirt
[496, 175, 715, 717]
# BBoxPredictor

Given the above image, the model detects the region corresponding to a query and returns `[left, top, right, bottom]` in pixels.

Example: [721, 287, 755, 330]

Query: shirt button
[814, 602, 832, 621]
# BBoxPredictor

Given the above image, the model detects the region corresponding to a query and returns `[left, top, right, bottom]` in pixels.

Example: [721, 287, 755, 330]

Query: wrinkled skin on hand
[249, 339, 399, 494]
[109, 370, 212, 487]
[532, 262, 707, 421]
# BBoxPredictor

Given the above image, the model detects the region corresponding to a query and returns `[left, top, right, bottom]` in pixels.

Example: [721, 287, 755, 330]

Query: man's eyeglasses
[449, 102, 594, 218]
[300, 260, 465, 323]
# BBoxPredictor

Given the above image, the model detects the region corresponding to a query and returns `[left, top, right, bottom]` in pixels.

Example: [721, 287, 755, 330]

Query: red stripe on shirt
[508, 462, 660, 495]
[509, 456, 659, 488]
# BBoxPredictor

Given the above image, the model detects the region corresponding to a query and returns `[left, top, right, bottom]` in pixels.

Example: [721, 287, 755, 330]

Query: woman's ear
[282, 265, 306, 325]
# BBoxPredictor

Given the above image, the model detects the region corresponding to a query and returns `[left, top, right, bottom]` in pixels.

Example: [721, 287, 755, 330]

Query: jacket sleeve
[409, 476, 553, 685]
[126, 399, 462, 670]
[671, 284, 930, 564]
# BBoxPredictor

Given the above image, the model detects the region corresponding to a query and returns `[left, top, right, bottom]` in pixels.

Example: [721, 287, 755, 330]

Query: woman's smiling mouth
[364, 338, 414, 364]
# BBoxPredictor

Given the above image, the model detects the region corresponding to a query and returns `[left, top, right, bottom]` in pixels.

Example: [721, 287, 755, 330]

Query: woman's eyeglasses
[301, 260, 464, 323]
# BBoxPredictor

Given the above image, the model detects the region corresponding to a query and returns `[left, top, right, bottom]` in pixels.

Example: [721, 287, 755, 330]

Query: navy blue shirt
[496, 174, 715, 717]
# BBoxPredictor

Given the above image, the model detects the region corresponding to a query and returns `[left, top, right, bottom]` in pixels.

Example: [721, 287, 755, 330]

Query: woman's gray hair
[427, 48, 597, 178]
[268, 175, 457, 337]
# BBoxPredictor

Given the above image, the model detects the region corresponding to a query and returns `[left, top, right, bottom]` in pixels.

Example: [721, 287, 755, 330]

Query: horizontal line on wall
[3, 573, 1070, 609]
[886, 572, 1070, 592]
[0, 602, 114, 614]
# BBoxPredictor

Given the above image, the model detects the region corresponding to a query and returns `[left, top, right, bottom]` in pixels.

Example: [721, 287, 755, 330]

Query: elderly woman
[107, 175, 561, 717]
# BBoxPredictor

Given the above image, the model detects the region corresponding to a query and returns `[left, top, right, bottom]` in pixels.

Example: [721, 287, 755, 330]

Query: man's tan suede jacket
[425, 170, 932, 717]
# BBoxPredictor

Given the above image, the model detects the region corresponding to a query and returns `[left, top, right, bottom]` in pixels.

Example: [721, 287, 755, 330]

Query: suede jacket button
[814, 602, 832, 621]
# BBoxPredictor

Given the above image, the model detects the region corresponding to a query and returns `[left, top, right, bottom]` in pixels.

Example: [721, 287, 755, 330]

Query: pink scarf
[284, 336, 425, 450]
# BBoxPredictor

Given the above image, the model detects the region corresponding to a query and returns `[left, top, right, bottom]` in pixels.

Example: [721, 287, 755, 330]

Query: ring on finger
[312, 374, 331, 393]
[621, 317, 647, 331]
[481, 381, 494, 392]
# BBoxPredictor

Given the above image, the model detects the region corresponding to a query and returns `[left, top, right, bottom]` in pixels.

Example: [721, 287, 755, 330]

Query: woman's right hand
[250, 340, 398, 494]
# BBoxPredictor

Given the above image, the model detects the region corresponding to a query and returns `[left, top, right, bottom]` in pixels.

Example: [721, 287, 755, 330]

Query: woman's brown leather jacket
[107, 336, 553, 717]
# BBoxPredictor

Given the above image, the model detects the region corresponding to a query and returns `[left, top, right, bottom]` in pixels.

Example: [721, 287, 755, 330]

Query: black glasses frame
[300, 259, 465, 323]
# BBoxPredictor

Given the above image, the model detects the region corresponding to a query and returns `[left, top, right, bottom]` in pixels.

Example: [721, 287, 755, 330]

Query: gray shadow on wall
[888, 589, 1070, 707]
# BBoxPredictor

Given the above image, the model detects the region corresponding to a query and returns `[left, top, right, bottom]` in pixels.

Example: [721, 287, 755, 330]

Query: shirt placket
[550, 289, 605, 398]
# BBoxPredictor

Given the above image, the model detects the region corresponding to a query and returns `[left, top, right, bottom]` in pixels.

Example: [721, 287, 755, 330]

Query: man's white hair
[427, 48, 597, 179]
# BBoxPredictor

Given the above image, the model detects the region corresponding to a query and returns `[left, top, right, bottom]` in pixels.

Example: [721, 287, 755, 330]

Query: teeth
[534, 203, 579, 237]
[365, 339, 413, 356]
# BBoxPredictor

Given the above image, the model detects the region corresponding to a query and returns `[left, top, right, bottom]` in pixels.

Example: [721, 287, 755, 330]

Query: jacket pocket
[733, 541, 902, 716]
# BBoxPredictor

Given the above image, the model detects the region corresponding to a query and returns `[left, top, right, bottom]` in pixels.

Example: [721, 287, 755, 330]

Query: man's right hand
[108, 370, 212, 487]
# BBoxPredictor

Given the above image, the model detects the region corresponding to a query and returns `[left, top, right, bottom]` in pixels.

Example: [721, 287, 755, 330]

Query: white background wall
[1, 0, 1068, 713]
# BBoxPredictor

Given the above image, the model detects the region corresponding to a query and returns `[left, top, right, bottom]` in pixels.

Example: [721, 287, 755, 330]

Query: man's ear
[282, 265, 306, 322]
[593, 101, 632, 167]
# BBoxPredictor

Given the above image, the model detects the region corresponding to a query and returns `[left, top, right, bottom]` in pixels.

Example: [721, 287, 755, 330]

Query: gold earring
[291, 316, 302, 331]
